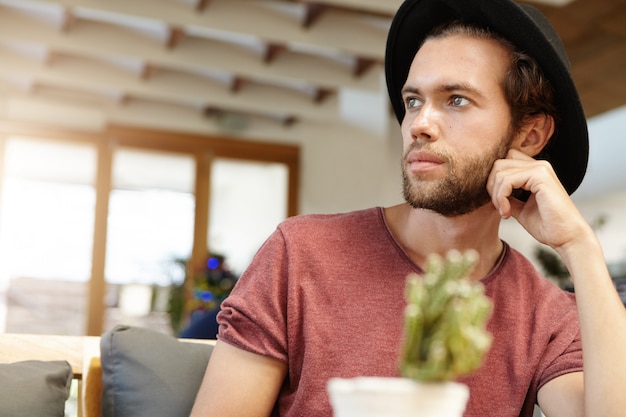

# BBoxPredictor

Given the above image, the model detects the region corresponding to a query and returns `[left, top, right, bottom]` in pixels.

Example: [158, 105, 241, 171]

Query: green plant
[167, 253, 239, 334]
[534, 214, 607, 290]
[400, 250, 493, 382]
[534, 246, 571, 289]
[166, 257, 188, 334]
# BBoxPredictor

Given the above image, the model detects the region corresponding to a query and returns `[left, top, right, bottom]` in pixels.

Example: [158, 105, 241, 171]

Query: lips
[406, 150, 445, 173]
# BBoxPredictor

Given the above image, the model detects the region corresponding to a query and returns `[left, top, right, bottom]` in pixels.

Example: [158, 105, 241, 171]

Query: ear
[513, 114, 555, 157]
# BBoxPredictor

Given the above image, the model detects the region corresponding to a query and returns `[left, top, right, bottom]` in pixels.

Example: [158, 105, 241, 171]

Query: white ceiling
[0, 0, 602, 131]
[0, 0, 395, 130]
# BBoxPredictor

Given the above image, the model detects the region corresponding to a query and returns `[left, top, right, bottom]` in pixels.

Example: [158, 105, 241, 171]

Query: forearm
[557, 232, 626, 416]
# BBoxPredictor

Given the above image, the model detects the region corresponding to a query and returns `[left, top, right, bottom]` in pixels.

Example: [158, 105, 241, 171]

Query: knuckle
[536, 160, 553, 173]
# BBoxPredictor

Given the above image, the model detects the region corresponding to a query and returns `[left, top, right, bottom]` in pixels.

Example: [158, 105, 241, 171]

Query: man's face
[402, 130, 513, 216]
[400, 34, 516, 217]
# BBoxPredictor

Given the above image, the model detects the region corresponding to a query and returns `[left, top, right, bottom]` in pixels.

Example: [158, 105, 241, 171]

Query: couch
[0, 325, 215, 417]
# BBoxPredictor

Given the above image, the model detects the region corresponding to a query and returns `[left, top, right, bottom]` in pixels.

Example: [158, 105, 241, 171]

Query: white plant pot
[327, 377, 469, 417]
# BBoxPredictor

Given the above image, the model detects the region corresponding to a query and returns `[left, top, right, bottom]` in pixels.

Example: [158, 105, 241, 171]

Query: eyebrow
[401, 83, 486, 99]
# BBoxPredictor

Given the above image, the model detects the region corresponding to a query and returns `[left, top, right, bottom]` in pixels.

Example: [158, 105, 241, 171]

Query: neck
[384, 203, 504, 281]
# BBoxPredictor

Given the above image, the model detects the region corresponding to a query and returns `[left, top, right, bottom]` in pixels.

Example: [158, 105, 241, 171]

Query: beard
[402, 131, 514, 217]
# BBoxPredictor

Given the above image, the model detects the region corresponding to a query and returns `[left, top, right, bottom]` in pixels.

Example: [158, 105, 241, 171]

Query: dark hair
[425, 21, 558, 135]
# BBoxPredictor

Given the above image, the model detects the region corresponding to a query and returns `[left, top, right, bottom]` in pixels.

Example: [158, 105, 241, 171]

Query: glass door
[103, 148, 196, 334]
[0, 137, 96, 334]
[208, 158, 289, 276]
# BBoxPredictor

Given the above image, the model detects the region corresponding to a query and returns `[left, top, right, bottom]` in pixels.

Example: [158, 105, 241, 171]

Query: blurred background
[0, 0, 625, 337]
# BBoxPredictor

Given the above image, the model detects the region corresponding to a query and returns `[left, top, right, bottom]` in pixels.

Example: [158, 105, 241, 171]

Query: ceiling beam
[196, 0, 211, 12]
[0, 46, 340, 122]
[0, 8, 381, 93]
[300, 0, 402, 15]
[166, 26, 186, 49]
[32, 0, 388, 59]
[264, 43, 287, 64]
[354, 57, 376, 77]
[302, 3, 328, 28]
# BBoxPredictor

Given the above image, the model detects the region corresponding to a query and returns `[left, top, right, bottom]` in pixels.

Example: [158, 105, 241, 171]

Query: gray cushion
[0, 360, 72, 417]
[100, 324, 214, 417]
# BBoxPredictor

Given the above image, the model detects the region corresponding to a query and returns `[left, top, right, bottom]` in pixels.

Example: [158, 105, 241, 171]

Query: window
[0, 137, 96, 334]
[104, 149, 196, 332]
[0, 124, 299, 336]
[209, 158, 288, 275]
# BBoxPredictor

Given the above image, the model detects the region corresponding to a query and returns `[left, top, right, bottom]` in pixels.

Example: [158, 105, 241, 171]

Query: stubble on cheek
[401, 139, 510, 217]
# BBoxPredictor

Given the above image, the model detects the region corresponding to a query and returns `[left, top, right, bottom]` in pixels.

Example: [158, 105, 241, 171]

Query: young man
[190, 1, 626, 416]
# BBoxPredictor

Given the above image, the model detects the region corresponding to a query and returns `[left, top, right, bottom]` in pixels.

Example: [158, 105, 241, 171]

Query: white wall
[572, 106, 626, 265]
[295, 119, 403, 214]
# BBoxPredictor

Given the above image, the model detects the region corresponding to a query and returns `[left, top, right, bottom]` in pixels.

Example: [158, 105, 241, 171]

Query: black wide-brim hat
[386, 0, 589, 195]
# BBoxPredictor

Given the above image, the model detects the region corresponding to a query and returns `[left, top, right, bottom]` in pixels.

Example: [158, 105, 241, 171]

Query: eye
[451, 96, 470, 107]
[405, 97, 422, 109]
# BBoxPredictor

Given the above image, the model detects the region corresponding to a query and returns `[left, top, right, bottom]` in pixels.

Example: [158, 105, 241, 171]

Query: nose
[406, 103, 439, 142]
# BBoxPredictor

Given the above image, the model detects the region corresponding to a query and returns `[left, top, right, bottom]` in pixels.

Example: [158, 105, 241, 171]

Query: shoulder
[268, 207, 392, 257]
[489, 244, 562, 288]
[487, 243, 577, 311]
[277, 207, 384, 235]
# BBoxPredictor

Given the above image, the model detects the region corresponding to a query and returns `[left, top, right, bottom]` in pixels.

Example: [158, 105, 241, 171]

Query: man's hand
[486, 149, 592, 253]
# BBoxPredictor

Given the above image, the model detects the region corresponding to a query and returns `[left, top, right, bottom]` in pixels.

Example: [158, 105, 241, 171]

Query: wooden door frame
[0, 120, 300, 335]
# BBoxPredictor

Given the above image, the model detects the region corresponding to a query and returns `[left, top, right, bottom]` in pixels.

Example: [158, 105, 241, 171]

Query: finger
[508, 194, 532, 221]
[488, 161, 531, 218]
[505, 148, 534, 161]
[487, 160, 508, 217]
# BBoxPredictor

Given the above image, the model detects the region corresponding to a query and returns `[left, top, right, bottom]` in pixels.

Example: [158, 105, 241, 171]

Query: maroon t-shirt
[218, 207, 582, 417]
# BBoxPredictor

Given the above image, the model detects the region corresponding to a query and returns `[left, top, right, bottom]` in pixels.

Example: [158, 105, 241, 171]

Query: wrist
[554, 228, 605, 284]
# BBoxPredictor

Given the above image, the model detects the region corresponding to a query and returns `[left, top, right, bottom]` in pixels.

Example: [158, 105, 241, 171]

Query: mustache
[402, 142, 452, 164]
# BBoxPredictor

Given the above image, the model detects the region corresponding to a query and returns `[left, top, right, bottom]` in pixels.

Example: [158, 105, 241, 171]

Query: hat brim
[385, 0, 588, 195]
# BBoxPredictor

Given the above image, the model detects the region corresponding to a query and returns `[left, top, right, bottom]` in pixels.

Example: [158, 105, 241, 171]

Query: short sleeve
[535, 310, 583, 391]
[217, 227, 290, 362]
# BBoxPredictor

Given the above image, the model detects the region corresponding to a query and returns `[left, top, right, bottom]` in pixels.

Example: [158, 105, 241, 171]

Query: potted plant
[327, 250, 493, 417]
[167, 253, 238, 334]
